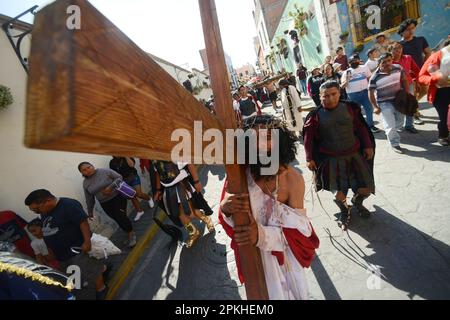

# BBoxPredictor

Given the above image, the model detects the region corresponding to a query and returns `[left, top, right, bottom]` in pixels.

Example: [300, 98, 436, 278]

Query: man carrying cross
[219, 115, 319, 299]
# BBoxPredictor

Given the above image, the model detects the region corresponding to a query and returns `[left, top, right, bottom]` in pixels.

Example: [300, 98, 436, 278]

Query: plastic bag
[88, 233, 121, 260]
[113, 181, 136, 199]
[88, 212, 116, 239]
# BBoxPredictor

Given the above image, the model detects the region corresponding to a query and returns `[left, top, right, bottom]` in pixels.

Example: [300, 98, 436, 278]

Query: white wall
[314, 0, 331, 57]
[0, 28, 111, 222]
[320, 0, 342, 55]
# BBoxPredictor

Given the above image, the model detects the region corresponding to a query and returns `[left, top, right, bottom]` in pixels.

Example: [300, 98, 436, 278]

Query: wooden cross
[25, 0, 269, 299]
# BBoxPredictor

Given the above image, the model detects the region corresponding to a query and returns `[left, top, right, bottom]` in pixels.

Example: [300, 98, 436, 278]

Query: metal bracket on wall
[2, 5, 39, 73]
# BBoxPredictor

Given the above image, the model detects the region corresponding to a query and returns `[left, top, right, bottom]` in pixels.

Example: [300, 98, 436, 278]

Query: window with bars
[350, 0, 420, 43]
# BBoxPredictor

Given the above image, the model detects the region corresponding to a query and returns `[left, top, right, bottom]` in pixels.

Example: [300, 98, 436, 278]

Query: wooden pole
[199, 0, 269, 300]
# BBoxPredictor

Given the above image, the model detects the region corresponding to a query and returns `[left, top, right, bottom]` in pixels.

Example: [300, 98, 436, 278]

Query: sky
[0, 0, 258, 70]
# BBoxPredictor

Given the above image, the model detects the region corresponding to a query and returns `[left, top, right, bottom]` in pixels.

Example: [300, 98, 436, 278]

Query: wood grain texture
[199, 0, 269, 300]
[25, 0, 222, 162]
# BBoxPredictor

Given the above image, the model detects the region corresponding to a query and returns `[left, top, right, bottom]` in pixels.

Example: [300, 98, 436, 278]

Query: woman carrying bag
[78, 162, 136, 248]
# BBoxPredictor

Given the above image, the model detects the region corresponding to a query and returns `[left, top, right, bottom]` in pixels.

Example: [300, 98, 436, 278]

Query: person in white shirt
[26, 218, 59, 269]
[279, 79, 304, 137]
[365, 47, 380, 72]
[342, 54, 380, 133]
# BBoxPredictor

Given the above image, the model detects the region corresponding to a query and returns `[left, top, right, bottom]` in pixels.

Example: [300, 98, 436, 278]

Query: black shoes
[351, 194, 371, 218]
[334, 195, 371, 231]
[405, 127, 419, 134]
[392, 146, 403, 154]
[334, 199, 351, 231]
[370, 126, 381, 133]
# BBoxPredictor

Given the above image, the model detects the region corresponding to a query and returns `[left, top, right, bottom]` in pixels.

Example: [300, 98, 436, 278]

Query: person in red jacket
[390, 41, 421, 133]
[418, 40, 450, 146]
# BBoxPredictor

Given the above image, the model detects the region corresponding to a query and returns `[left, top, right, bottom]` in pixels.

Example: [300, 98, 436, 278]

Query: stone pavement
[116, 165, 245, 300]
[116, 98, 450, 300]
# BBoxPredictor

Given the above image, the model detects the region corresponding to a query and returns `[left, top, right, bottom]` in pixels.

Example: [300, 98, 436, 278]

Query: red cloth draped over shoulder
[218, 180, 319, 284]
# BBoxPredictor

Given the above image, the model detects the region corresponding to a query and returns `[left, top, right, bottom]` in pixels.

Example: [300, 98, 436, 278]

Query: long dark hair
[243, 115, 298, 181]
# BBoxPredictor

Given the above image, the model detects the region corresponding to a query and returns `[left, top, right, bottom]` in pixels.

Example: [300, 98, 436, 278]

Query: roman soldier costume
[303, 100, 376, 229]
[153, 161, 214, 248]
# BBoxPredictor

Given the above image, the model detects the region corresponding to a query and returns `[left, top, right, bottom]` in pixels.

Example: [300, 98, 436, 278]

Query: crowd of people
[230, 20, 449, 149]
[294, 19, 450, 148]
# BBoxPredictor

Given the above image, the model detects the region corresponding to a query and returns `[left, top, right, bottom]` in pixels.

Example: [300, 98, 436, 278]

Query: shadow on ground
[321, 205, 450, 299]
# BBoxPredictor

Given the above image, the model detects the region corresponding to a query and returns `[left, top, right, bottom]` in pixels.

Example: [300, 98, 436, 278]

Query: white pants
[379, 101, 405, 147]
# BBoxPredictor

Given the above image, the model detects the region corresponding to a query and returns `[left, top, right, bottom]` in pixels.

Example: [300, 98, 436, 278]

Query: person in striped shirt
[369, 53, 409, 154]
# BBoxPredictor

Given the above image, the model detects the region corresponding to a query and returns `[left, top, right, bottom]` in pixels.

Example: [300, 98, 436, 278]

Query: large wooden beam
[25, 0, 222, 162]
[199, 0, 269, 300]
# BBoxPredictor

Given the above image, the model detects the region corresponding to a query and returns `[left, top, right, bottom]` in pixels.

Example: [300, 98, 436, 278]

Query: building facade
[331, 0, 450, 60]
[272, 0, 329, 73]
[235, 63, 257, 83]
[254, 36, 270, 75]
[253, 0, 289, 73]
[254, 0, 450, 73]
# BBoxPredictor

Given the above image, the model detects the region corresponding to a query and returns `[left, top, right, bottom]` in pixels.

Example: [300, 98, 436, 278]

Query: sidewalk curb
[105, 209, 167, 300]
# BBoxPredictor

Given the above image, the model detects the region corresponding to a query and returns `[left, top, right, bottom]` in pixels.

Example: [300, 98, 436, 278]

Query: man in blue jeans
[369, 53, 409, 154]
[342, 54, 381, 133]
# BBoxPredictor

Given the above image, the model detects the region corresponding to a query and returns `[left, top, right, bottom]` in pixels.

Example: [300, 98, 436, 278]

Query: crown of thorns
[242, 114, 287, 131]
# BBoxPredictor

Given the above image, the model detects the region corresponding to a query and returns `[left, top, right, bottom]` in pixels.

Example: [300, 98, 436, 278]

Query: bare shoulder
[285, 166, 305, 208]
[286, 166, 305, 192]
[286, 166, 305, 186]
